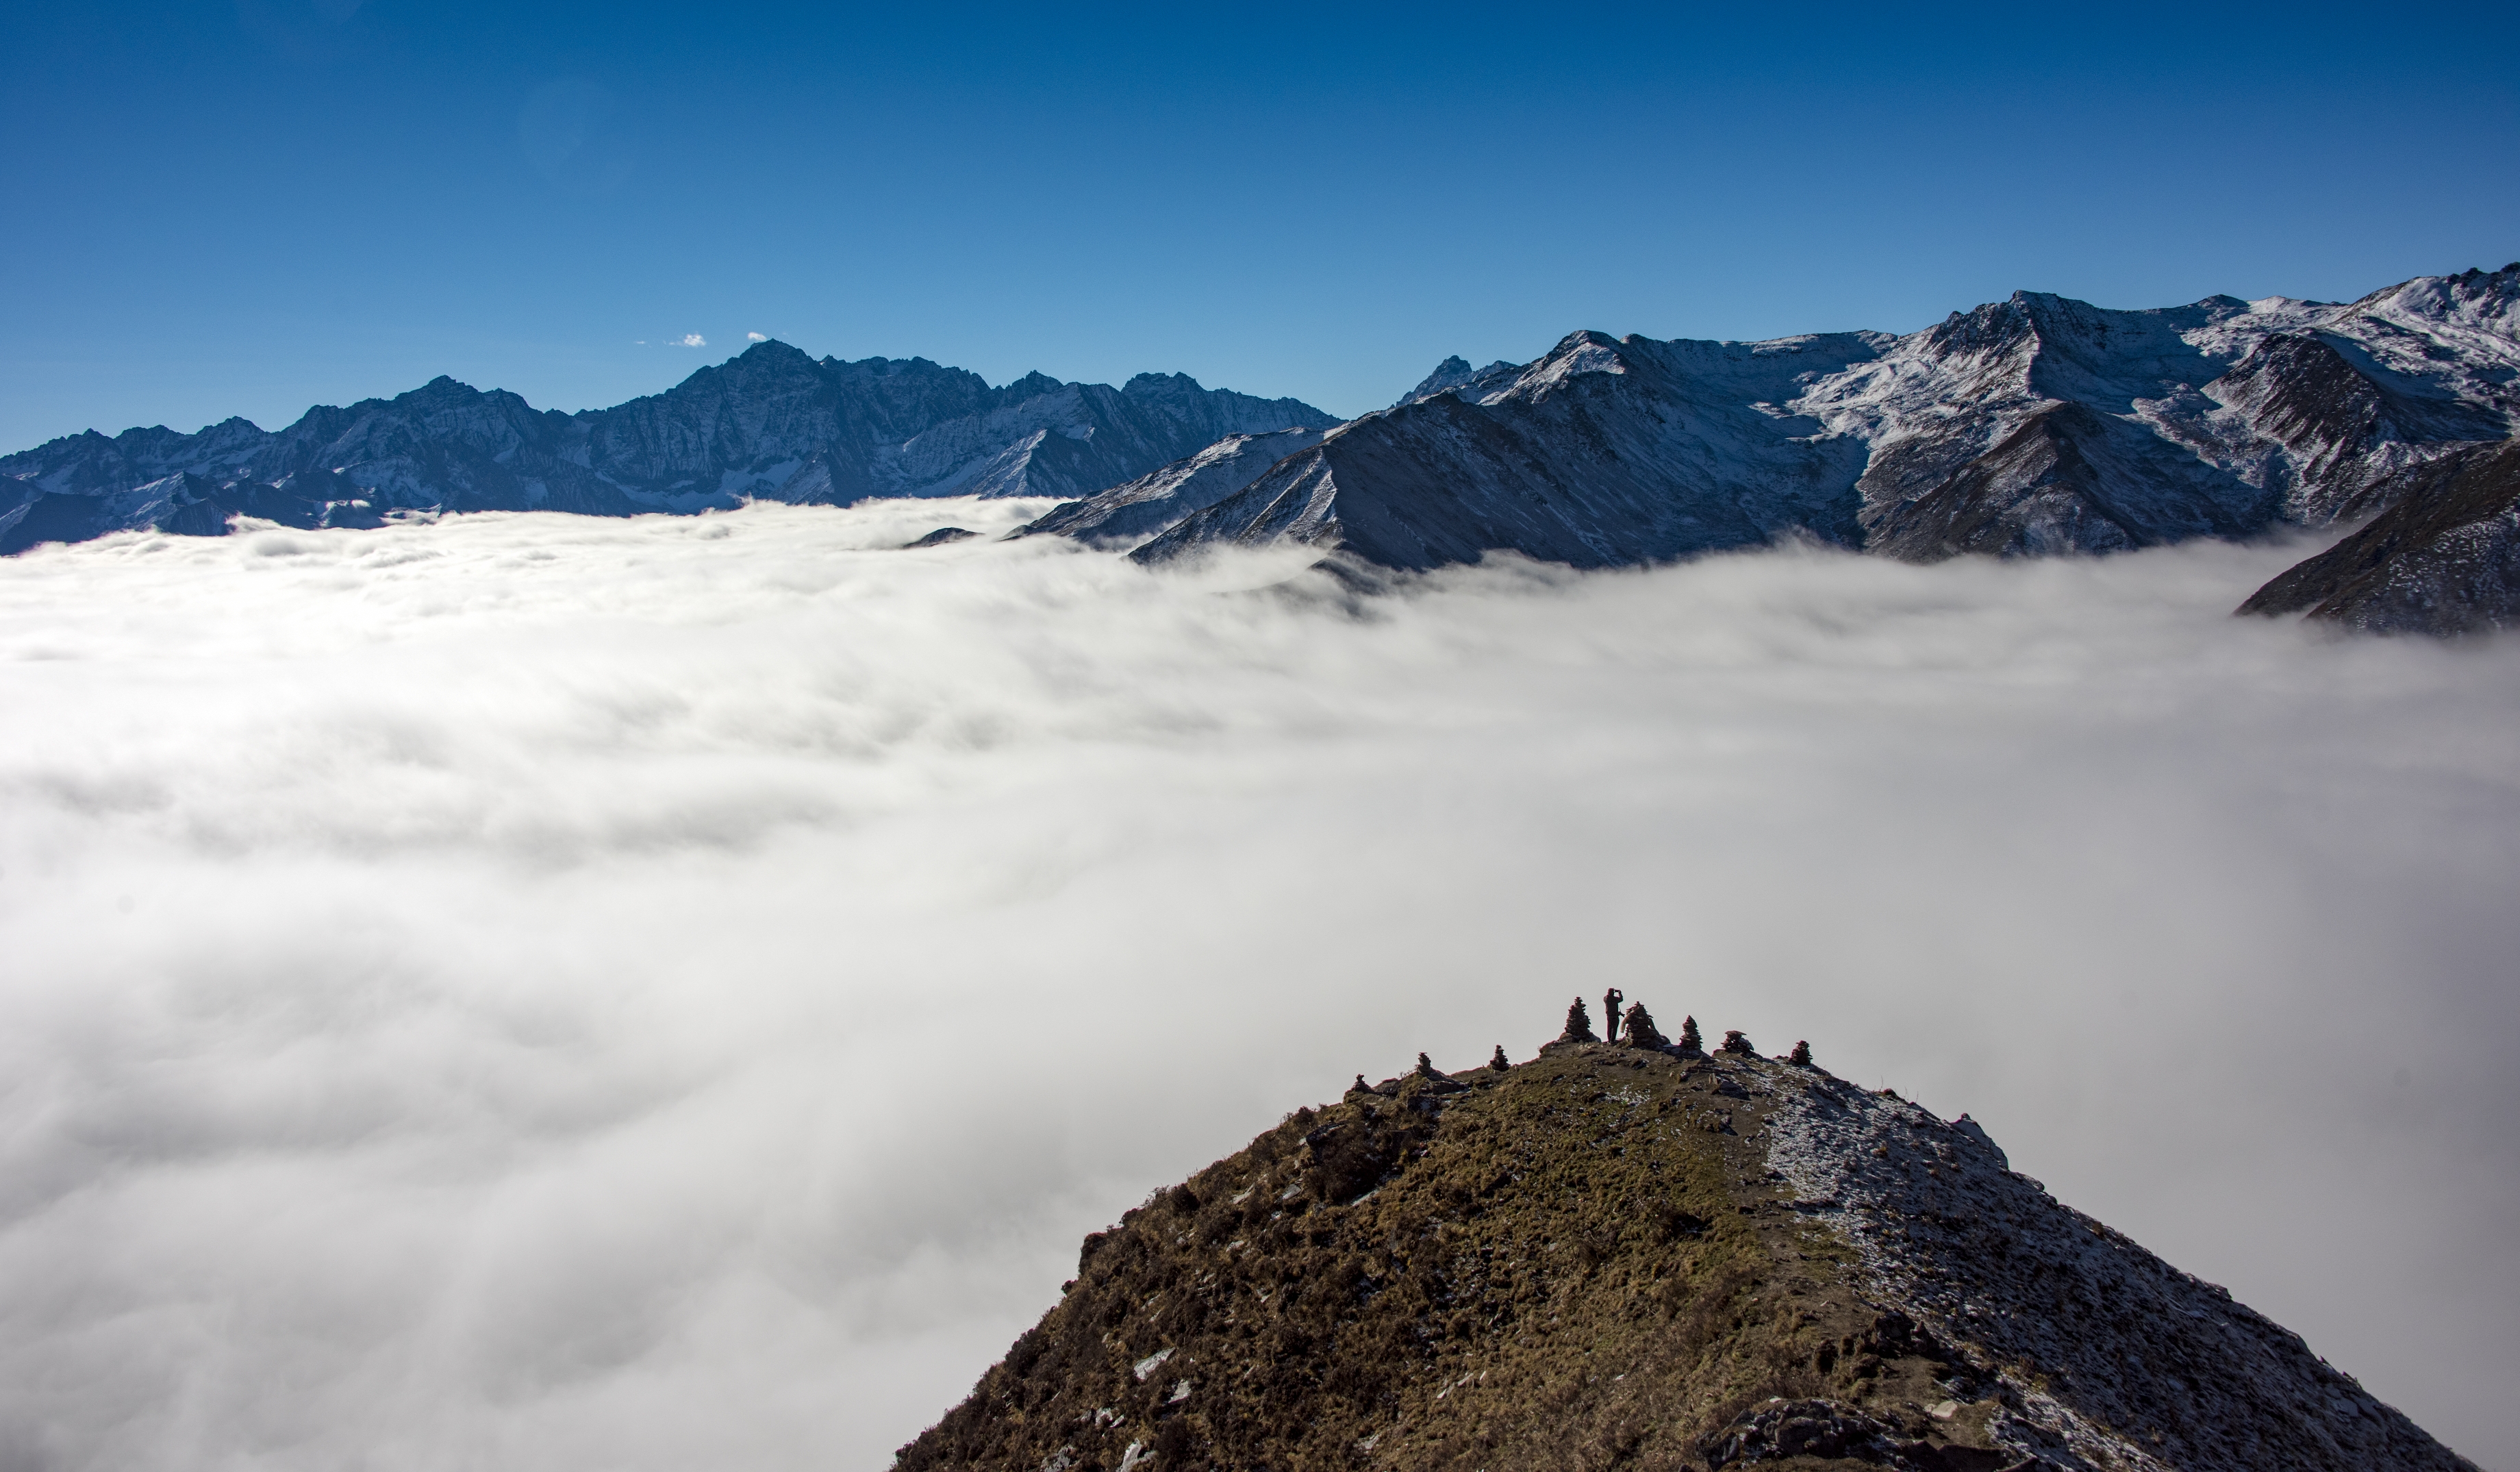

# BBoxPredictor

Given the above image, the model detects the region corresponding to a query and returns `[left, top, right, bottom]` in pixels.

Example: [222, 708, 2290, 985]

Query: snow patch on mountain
[1146, 266, 2520, 573]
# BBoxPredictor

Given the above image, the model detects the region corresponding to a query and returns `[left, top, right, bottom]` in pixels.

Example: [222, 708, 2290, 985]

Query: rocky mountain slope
[894, 1013, 2473, 1472]
[2237, 439, 2520, 633]
[1009, 428, 1332, 546]
[0, 343, 1337, 550]
[1135, 266, 2520, 583]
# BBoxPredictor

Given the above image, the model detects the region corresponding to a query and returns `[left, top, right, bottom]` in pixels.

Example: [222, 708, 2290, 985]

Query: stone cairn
[1533, 1000, 1777, 1066]
[1788, 1040, 1813, 1067]
[1620, 1002, 1670, 1050]
[1488, 1045, 1510, 1071]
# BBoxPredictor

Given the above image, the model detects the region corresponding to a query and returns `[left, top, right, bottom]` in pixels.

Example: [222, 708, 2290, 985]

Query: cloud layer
[1, 505, 2514, 1470]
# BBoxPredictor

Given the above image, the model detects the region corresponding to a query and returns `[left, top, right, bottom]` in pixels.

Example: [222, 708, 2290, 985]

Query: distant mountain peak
[1397, 355, 1522, 409]
[729, 338, 817, 368]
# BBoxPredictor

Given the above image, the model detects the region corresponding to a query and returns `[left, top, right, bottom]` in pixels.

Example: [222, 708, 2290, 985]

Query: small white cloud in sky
[748, 331, 768, 342]
[680, 333, 707, 348]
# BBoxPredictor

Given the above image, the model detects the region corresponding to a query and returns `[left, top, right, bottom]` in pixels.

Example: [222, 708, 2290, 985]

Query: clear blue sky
[3, 1, 2515, 449]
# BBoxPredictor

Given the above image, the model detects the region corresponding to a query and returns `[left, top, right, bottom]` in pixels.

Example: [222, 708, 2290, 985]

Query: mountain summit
[894, 1015, 2471, 1472]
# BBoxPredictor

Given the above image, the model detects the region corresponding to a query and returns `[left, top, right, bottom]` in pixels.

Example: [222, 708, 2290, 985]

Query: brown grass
[893, 1044, 1980, 1472]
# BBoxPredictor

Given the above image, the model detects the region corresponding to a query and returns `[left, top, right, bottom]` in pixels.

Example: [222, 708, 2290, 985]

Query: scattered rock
[1701, 1397, 1939, 1469]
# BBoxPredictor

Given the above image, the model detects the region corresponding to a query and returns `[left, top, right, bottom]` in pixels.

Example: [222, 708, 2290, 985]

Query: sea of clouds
[1, 499, 2513, 1471]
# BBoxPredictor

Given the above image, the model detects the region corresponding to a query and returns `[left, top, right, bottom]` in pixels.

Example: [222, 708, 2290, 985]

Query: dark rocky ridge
[2238, 440, 2520, 633]
[0, 344, 1337, 549]
[894, 1029, 2471, 1472]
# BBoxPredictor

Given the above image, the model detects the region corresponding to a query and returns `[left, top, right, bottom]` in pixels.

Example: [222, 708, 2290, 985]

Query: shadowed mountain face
[1009, 427, 1332, 546]
[1136, 266, 2520, 572]
[1137, 333, 1884, 570]
[0, 344, 1338, 548]
[2240, 440, 2520, 634]
[1861, 402, 2276, 561]
[894, 1036, 2472, 1472]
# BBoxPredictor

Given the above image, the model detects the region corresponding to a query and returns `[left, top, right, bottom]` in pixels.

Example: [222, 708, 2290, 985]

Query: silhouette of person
[1604, 988, 1624, 1043]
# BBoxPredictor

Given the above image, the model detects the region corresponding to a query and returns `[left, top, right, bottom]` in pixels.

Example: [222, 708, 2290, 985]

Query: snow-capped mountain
[1136, 266, 2520, 570]
[12, 268, 2517, 635]
[0, 342, 1339, 551]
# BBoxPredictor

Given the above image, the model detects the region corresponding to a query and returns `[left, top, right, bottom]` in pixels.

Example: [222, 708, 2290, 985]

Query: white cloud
[679, 333, 707, 348]
[747, 332, 768, 342]
[0, 510, 2512, 1469]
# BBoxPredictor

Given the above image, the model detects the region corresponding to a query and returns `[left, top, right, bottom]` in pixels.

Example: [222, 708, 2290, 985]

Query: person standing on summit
[1603, 989, 1624, 1043]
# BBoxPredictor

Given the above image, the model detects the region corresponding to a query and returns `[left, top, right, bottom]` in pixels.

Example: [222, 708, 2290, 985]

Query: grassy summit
[896, 1036, 2013, 1471]
[894, 1027, 2471, 1472]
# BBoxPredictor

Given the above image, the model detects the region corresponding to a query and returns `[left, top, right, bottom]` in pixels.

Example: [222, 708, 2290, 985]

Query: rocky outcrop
[891, 1032, 2473, 1472]
[2239, 440, 2520, 634]
[1762, 1065, 2461, 1472]
[0, 344, 1337, 551]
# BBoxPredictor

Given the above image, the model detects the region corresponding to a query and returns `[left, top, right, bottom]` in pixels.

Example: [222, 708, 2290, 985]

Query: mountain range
[0, 346, 1337, 553]
[8, 265, 2518, 633]
[892, 1012, 2475, 1472]
[1131, 267, 2519, 618]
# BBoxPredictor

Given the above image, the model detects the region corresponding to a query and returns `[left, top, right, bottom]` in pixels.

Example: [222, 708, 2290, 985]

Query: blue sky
[3, 0, 2515, 448]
